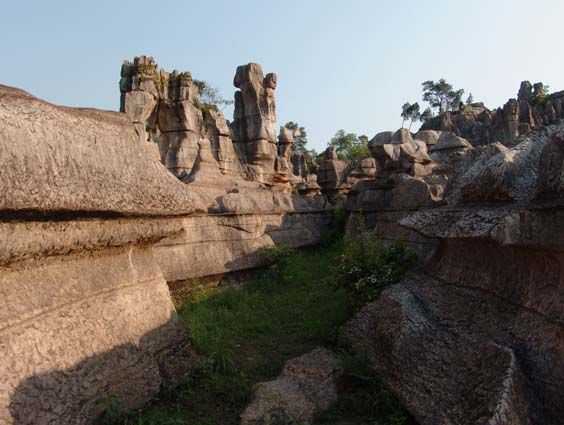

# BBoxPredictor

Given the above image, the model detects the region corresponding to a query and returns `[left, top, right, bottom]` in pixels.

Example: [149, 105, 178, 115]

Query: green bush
[332, 216, 416, 303]
[258, 244, 296, 270]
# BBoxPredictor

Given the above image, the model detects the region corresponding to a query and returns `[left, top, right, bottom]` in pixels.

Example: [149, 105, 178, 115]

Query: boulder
[317, 147, 353, 196]
[241, 348, 342, 425]
[429, 132, 472, 163]
[414, 129, 441, 146]
[391, 128, 413, 144]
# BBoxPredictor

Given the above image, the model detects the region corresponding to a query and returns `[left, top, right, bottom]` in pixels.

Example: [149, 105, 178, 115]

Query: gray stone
[241, 348, 342, 425]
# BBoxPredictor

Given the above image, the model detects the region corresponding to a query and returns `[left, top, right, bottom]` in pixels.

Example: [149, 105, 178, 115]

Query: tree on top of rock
[193, 80, 233, 111]
[420, 107, 434, 123]
[284, 121, 308, 151]
[328, 130, 370, 160]
[466, 93, 474, 105]
[422, 79, 464, 114]
[400, 102, 421, 130]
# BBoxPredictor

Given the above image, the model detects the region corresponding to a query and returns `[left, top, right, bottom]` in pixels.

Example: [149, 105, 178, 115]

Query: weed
[332, 215, 416, 303]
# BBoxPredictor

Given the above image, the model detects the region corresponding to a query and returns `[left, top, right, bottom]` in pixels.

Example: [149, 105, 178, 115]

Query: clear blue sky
[2, 0, 563, 152]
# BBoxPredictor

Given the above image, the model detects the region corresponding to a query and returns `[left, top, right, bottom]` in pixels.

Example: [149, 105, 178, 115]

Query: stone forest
[0, 55, 563, 425]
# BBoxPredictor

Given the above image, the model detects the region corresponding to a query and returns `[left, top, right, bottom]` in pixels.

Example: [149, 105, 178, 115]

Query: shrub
[332, 215, 416, 303]
[258, 245, 296, 270]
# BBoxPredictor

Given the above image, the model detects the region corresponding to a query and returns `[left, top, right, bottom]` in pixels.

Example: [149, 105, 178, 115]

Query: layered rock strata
[343, 123, 564, 425]
[0, 85, 198, 425]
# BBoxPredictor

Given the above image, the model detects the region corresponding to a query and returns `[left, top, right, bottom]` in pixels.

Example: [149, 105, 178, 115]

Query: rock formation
[343, 123, 564, 425]
[241, 348, 342, 425]
[0, 84, 199, 425]
[0, 57, 331, 422]
[421, 80, 564, 146]
[231, 63, 280, 185]
[120, 56, 302, 192]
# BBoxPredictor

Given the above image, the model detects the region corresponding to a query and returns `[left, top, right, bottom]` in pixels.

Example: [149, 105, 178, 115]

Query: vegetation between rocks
[103, 229, 414, 425]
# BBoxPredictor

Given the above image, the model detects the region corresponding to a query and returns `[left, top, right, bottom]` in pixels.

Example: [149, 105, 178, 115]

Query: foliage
[531, 84, 550, 106]
[258, 244, 297, 272]
[304, 149, 319, 173]
[332, 215, 417, 304]
[465, 93, 474, 105]
[321, 197, 347, 245]
[284, 121, 308, 151]
[193, 79, 233, 111]
[419, 107, 434, 122]
[422, 78, 465, 114]
[124, 242, 354, 425]
[95, 393, 130, 424]
[328, 130, 371, 160]
[120, 236, 414, 425]
[400, 102, 421, 130]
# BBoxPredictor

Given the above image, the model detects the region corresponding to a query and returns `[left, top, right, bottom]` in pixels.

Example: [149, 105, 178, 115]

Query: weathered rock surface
[241, 348, 343, 425]
[317, 147, 358, 196]
[120, 56, 302, 191]
[343, 123, 564, 425]
[231, 63, 281, 185]
[0, 85, 199, 425]
[0, 82, 331, 424]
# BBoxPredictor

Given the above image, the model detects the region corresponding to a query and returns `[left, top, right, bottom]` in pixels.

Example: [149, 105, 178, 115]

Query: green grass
[111, 240, 413, 425]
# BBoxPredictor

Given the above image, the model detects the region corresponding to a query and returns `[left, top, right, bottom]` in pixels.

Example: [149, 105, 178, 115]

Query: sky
[2, 0, 563, 153]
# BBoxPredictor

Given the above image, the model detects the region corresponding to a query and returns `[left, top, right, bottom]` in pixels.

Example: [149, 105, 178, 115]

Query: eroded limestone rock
[421, 80, 564, 146]
[241, 348, 342, 425]
[0, 85, 199, 425]
[343, 123, 564, 425]
[231, 63, 279, 184]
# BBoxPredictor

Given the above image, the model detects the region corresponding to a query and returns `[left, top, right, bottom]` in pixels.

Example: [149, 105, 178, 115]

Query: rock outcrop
[241, 348, 342, 425]
[0, 85, 199, 425]
[0, 63, 331, 422]
[343, 123, 564, 425]
[422, 81, 564, 146]
[120, 56, 304, 192]
[231, 63, 282, 186]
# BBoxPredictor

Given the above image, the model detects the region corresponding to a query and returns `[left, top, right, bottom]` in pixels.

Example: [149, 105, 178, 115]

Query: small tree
[328, 130, 370, 160]
[284, 121, 308, 151]
[531, 83, 550, 106]
[422, 79, 465, 114]
[193, 79, 233, 111]
[420, 107, 434, 123]
[466, 93, 474, 105]
[400, 102, 421, 130]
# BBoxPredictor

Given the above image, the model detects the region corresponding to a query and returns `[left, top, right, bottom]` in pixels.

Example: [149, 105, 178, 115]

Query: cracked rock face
[0, 85, 200, 425]
[343, 123, 564, 425]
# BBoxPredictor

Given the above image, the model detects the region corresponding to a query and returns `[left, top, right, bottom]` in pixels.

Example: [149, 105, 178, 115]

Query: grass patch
[113, 238, 413, 425]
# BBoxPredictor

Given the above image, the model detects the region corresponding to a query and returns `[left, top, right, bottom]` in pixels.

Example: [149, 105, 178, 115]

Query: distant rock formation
[421, 80, 564, 146]
[231, 63, 280, 185]
[120, 56, 308, 192]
